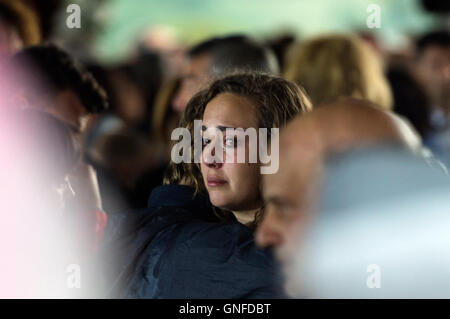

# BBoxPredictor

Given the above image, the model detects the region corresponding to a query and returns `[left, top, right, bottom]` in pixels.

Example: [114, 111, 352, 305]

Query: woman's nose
[203, 144, 223, 168]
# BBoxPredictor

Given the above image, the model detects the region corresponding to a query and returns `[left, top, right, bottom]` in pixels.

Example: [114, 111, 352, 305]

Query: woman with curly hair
[100, 73, 311, 299]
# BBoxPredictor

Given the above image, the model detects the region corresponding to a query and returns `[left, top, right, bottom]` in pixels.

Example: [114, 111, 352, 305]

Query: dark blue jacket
[101, 184, 283, 299]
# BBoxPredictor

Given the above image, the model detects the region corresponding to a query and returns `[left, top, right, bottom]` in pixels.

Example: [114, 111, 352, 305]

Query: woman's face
[200, 93, 261, 212]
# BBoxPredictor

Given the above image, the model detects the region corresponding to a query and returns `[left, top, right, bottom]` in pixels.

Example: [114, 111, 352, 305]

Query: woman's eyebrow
[201, 125, 236, 131]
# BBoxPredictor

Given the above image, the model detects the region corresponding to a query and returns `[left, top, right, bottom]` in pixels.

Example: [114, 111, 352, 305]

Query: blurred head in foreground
[288, 146, 450, 298]
[255, 99, 424, 292]
[284, 34, 392, 110]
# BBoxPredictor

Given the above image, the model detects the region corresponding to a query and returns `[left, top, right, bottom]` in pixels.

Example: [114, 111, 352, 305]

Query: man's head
[416, 31, 450, 110]
[172, 35, 279, 113]
[256, 99, 421, 262]
[284, 146, 450, 298]
[10, 44, 108, 132]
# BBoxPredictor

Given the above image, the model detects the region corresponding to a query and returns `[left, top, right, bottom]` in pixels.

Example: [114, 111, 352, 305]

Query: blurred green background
[53, 0, 443, 63]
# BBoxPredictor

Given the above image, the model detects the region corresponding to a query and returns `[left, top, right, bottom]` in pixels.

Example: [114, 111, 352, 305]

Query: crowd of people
[1, 0, 450, 298]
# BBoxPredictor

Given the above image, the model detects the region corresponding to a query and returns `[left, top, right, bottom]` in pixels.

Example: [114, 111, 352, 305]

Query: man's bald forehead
[280, 98, 420, 157]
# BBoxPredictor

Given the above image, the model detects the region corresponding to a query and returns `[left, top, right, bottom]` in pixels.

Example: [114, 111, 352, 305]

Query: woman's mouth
[207, 176, 227, 187]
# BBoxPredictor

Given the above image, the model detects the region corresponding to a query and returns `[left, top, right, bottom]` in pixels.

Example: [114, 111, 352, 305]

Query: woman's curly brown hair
[164, 72, 312, 227]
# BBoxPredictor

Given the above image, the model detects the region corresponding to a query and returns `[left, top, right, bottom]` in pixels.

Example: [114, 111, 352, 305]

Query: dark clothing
[100, 184, 283, 299]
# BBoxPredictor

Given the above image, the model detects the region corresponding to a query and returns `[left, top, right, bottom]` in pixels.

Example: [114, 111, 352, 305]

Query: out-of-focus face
[0, 21, 24, 58]
[256, 145, 320, 258]
[200, 93, 262, 212]
[417, 46, 450, 107]
[51, 89, 89, 133]
[109, 70, 146, 126]
[255, 116, 323, 283]
[172, 53, 212, 113]
[255, 101, 419, 296]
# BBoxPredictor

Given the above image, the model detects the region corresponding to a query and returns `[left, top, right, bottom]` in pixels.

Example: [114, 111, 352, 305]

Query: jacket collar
[147, 184, 217, 221]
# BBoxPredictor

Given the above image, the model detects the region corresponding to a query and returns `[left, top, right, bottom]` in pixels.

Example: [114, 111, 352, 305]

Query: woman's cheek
[224, 144, 240, 164]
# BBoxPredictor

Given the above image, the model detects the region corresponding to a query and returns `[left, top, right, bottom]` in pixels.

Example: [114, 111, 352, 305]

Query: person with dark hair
[387, 65, 432, 138]
[172, 34, 279, 113]
[415, 30, 450, 165]
[10, 43, 108, 132]
[266, 33, 295, 73]
[416, 30, 450, 113]
[97, 73, 311, 299]
[128, 51, 164, 132]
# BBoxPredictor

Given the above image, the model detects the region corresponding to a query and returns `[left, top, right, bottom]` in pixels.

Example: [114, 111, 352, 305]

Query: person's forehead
[186, 53, 212, 75]
[263, 151, 303, 195]
[422, 46, 450, 60]
[203, 93, 257, 127]
[267, 122, 324, 199]
[263, 169, 286, 200]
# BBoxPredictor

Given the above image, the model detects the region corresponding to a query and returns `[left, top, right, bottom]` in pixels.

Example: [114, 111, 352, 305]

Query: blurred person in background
[415, 30, 450, 165]
[22, 0, 61, 41]
[255, 99, 429, 296]
[87, 127, 166, 214]
[100, 54, 164, 134]
[128, 52, 164, 133]
[10, 43, 108, 135]
[387, 65, 432, 138]
[288, 146, 450, 298]
[152, 78, 182, 156]
[85, 56, 168, 213]
[416, 30, 450, 116]
[172, 35, 279, 113]
[0, 0, 40, 58]
[284, 34, 392, 110]
[266, 33, 296, 74]
[137, 25, 185, 81]
[97, 73, 311, 299]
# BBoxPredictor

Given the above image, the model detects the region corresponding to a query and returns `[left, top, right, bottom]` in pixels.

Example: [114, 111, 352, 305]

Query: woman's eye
[202, 137, 211, 147]
[224, 137, 237, 148]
